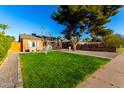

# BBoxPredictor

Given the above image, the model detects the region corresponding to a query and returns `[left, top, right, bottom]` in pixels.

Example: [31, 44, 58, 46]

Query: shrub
[103, 34, 124, 48]
[0, 32, 14, 61]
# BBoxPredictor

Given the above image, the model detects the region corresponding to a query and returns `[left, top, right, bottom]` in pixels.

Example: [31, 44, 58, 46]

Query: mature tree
[51, 6, 88, 50]
[51, 5, 122, 50]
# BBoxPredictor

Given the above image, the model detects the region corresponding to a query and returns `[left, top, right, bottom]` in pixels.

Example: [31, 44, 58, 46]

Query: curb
[16, 54, 23, 88]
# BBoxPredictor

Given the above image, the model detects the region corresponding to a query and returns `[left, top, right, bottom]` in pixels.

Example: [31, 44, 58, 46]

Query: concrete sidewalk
[77, 53, 124, 88]
[0, 52, 18, 88]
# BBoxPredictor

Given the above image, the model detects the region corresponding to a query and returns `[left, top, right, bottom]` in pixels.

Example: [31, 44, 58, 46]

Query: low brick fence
[76, 45, 116, 52]
[77, 47, 116, 52]
[62, 45, 116, 52]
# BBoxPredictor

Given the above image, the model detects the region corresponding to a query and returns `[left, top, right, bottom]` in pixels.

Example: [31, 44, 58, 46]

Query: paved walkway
[0, 52, 18, 88]
[58, 49, 120, 59]
[77, 52, 124, 88]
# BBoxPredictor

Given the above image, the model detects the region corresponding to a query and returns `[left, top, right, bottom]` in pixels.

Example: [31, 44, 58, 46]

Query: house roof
[19, 34, 60, 42]
[38, 35, 57, 40]
[62, 39, 70, 42]
[19, 34, 42, 40]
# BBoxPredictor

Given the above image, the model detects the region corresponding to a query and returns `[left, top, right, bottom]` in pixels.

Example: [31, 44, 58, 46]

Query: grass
[116, 48, 124, 53]
[20, 51, 110, 88]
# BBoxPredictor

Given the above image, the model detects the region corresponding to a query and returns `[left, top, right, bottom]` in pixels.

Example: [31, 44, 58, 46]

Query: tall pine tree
[51, 5, 122, 50]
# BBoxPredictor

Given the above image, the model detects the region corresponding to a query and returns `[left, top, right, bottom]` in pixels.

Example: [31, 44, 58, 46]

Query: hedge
[0, 32, 14, 62]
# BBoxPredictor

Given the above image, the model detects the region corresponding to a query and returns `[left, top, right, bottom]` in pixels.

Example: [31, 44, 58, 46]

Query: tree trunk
[72, 43, 77, 51]
[91, 31, 96, 42]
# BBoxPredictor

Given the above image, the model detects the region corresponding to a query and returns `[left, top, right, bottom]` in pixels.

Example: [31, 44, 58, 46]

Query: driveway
[0, 52, 18, 88]
[58, 49, 120, 59]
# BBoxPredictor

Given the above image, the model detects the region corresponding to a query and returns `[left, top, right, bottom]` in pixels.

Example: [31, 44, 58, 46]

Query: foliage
[51, 6, 88, 50]
[20, 51, 110, 88]
[103, 34, 124, 48]
[86, 6, 122, 39]
[0, 24, 14, 62]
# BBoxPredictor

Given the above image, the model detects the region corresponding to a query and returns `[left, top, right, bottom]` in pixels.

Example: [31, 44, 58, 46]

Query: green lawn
[20, 51, 110, 88]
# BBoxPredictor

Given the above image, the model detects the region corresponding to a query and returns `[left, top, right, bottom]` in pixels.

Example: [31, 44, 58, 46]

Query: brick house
[19, 34, 44, 52]
[19, 34, 62, 52]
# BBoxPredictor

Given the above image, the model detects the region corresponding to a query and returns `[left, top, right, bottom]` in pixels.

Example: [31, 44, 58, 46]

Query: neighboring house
[62, 39, 71, 49]
[19, 34, 62, 52]
[19, 34, 43, 52]
[62, 39, 103, 49]
[41, 36, 62, 49]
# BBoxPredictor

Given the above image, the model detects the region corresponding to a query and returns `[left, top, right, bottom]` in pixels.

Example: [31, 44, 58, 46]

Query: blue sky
[0, 5, 124, 41]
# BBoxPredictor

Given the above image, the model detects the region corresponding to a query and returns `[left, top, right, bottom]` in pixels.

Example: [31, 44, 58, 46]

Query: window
[32, 42, 35, 47]
[28, 40, 37, 48]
